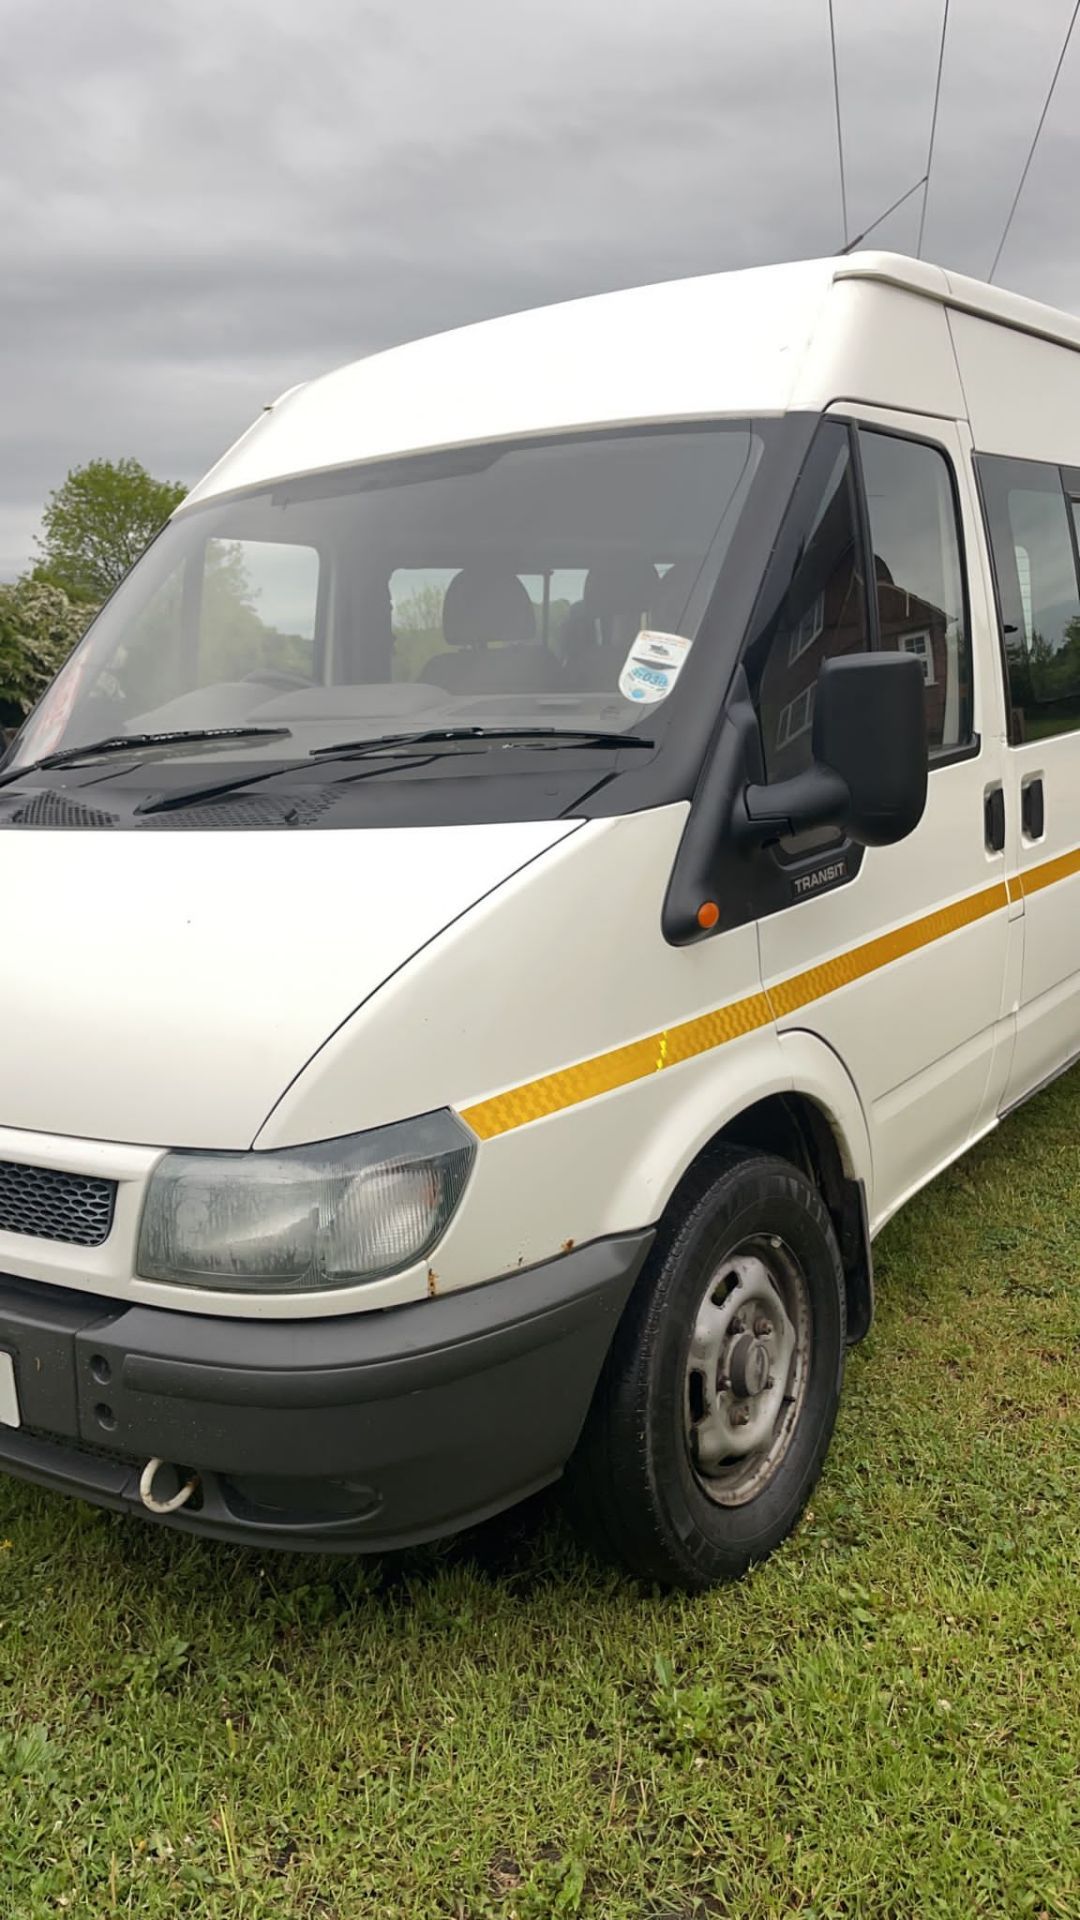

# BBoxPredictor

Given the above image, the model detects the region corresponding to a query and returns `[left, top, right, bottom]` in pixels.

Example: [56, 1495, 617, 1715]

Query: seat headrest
[442, 567, 537, 648]
[582, 557, 660, 621]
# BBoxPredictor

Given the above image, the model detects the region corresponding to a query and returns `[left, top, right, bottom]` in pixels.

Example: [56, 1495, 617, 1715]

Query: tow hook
[139, 1456, 200, 1515]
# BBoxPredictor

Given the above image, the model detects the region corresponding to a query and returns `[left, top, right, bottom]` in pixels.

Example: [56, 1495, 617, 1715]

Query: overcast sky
[3, 0, 1079, 579]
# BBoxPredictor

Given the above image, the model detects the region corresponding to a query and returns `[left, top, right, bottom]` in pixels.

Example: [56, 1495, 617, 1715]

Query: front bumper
[0, 1232, 652, 1552]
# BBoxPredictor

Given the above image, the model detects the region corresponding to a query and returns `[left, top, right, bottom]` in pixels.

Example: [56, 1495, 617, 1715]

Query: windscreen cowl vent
[138, 791, 338, 830]
[0, 790, 118, 830]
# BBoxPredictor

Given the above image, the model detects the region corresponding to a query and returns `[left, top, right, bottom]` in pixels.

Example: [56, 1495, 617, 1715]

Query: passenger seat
[558, 557, 660, 690]
[420, 567, 562, 694]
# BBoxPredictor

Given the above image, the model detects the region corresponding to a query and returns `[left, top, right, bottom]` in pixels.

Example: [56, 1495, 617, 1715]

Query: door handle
[1022, 777, 1045, 840]
[985, 785, 1005, 853]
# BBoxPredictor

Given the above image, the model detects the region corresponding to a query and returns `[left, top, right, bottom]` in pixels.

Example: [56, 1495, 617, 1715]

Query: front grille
[0, 1160, 116, 1247]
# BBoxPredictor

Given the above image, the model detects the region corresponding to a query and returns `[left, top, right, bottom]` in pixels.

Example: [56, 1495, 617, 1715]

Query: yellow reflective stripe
[766, 880, 1009, 1019]
[462, 989, 775, 1140]
[1013, 841, 1080, 900]
[460, 872, 1020, 1144]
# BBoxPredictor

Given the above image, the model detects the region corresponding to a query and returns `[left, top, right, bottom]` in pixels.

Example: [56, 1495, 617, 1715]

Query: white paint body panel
[0, 821, 577, 1148]
[757, 408, 1013, 1220]
[1002, 728, 1080, 1103]
[948, 310, 1080, 465]
[6, 250, 1080, 1319]
[185, 259, 835, 503]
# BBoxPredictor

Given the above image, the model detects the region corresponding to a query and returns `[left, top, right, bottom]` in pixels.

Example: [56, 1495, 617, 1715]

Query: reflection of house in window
[899, 629, 935, 685]
[753, 460, 868, 782]
[776, 683, 815, 748]
[876, 567, 952, 745]
[787, 592, 825, 664]
[757, 556, 865, 778]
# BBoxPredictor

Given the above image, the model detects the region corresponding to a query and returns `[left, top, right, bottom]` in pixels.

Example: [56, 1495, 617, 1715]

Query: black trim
[984, 783, 1006, 854]
[927, 733, 982, 770]
[841, 1177, 874, 1345]
[1064, 468, 1080, 597]
[739, 417, 979, 924]
[974, 453, 1080, 748]
[850, 420, 879, 649]
[0, 1233, 653, 1553]
[973, 452, 1021, 746]
[856, 419, 977, 758]
[763, 421, 870, 873]
[1021, 774, 1045, 841]
[665, 418, 869, 939]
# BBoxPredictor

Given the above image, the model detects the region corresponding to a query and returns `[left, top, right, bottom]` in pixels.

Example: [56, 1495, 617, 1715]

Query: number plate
[0, 1352, 20, 1429]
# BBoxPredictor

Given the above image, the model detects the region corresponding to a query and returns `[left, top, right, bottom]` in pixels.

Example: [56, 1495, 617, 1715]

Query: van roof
[834, 250, 1080, 352]
[185, 252, 1080, 507]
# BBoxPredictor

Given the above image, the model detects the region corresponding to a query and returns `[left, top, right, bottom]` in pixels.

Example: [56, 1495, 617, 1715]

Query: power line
[989, 0, 1080, 282]
[917, 0, 951, 259]
[840, 173, 929, 254]
[827, 0, 849, 248]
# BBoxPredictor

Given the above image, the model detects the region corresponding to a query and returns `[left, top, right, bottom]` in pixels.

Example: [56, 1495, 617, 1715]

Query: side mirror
[738, 652, 928, 848]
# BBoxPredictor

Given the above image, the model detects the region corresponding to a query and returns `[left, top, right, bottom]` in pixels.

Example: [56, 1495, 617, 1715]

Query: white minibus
[1, 250, 1078, 1587]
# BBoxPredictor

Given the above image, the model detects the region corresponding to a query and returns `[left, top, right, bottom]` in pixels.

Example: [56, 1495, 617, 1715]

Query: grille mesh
[140, 791, 337, 830]
[0, 1159, 116, 1247]
[0, 791, 117, 829]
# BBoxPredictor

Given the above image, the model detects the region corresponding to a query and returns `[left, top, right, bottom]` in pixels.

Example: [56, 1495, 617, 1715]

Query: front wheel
[566, 1148, 846, 1590]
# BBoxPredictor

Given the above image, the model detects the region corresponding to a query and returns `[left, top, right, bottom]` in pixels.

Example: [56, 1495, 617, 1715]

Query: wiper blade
[134, 752, 432, 817]
[0, 726, 292, 787]
[308, 726, 654, 760]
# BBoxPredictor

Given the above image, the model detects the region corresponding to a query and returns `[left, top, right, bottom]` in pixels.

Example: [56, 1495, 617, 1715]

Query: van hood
[0, 821, 577, 1149]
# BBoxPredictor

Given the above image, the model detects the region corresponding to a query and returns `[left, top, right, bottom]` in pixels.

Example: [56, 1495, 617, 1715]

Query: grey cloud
[2, 0, 1078, 576]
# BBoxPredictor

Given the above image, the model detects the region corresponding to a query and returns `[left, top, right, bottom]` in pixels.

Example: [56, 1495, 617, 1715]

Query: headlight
[137, 1111, 476, 1293]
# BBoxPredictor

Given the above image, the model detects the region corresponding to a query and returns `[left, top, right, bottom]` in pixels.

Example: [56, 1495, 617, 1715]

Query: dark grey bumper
[0, 1232, 652, 1552]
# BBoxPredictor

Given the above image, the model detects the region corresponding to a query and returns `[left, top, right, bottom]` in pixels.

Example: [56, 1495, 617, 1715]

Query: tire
[565, 1147, 846, 1590]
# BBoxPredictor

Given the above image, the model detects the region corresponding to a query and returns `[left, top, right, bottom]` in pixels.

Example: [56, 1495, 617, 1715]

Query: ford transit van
[2, 251, 1079, 1588]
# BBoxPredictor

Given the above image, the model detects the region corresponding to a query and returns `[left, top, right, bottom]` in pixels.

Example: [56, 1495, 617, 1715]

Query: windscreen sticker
[618, 629, 693, 704]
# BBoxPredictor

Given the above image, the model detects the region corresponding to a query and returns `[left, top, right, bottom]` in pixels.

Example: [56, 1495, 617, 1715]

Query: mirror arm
[732, 765, 851, 846]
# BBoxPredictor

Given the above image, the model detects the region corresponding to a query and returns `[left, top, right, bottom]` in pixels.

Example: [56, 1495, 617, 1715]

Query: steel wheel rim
[683, 1234, 812, 1507]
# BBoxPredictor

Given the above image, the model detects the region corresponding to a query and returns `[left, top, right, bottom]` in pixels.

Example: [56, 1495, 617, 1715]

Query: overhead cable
[989, 0, 1080, 282]
[917, 0, 951, 259]
[840, 173, 929, 255]
[827, 0, 850, 248]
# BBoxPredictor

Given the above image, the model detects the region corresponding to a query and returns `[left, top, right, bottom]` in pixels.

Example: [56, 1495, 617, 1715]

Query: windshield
[10, 425, 765, 771]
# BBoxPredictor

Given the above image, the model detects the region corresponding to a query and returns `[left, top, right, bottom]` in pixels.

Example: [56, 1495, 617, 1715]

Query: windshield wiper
[133, 725, 653, 817]
[308, 726, 654, 760]
[0, 726, 292, 787]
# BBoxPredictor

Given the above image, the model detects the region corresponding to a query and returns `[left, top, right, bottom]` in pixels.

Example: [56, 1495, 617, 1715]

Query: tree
[0, 579, 93, 729]
[35, 458, 187, 603]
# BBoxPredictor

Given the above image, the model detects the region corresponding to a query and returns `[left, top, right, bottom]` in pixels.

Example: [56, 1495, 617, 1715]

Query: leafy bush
[0, 578, 93, 728]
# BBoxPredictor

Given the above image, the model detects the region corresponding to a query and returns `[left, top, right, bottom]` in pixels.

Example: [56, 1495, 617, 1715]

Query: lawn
[1, 1074, 1079, 1920]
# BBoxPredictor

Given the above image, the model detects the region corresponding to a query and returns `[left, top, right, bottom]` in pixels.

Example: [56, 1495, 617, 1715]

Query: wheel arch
[642, 1030, 875, 1343]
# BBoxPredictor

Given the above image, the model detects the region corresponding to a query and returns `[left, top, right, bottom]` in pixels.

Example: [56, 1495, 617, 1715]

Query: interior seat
[420, 567, 562, 694]
[557, 556, 660, 690]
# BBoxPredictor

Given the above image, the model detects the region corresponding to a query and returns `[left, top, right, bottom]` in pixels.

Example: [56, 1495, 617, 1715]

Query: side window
[199, 539, 320, 683]
[978, 456, 1080, 742]
[390, 568, 457, 682]
[746, 421, 870, 793]
[858, 431, 972, 754]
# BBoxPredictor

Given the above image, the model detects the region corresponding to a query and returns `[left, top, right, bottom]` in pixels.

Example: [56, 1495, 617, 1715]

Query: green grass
[3, 1076, 1080, 1920]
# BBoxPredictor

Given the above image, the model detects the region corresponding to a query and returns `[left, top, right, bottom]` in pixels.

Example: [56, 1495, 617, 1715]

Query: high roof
[833, 251, 1080, 353]
[183, 252, 1080, 508]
